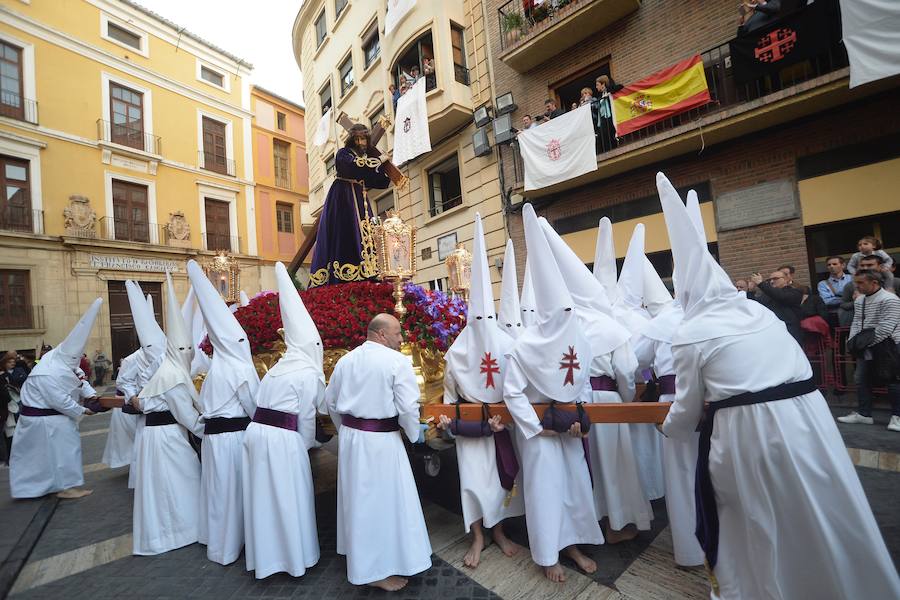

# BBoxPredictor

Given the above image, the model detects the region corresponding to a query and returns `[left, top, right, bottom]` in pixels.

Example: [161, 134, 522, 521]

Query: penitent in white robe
[633, 335, 703, 567]
[586, 345, 653, 532]
[325, 341, 432, 585]
[10, 375, 86, 498]
[198, 381, 256, 565]
[133, 383, 203, 555]
[503, 360, 603, 566]
[243, 370, 322, 579]
[664, 321, 900, 599]
[102, 352, 141, 469]
[443, 366, 525, 532]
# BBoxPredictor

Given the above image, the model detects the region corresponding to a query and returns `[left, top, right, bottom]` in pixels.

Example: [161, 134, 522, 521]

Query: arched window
[392, 31, 436, 95]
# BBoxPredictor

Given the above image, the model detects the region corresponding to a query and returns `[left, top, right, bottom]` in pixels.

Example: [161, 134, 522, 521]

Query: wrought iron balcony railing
[0, 206, 43, 234]
[198, 150, 236, 177]
[0, 91, 38, 124]
[97, 119, 161, 154]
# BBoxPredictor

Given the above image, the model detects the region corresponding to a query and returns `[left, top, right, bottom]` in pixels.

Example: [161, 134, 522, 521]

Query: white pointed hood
[593, 217, 619, 302]
[613, 225, 651, 338]
[497, 239, 523, 338]
[141, 272, 198, 399]
[643, 257, 673, 318]
[445, 215, 513, 403]
[240, 290, 250, 307]
[520, 257, 537, 328]
[538, 218, 630, 356]
[507, 204, 592, 402]
[657, 173, 778, 345]
[686, 189, 706, 240]
[30, 298, 103, 387]
[267, 262, 324, 382]
[126, 281, 165, 384]
[187, 259, 259, 410]
[181, 286, 212, 377]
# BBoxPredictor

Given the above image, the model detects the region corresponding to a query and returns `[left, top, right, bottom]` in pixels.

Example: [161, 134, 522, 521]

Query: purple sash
[82, 398, 109, 414]
[589, 375, 618, 392]
[540, 402, 591, 433]
[341, 414, 400, 432]
[493, 429, 519, 491]
[121, 403, 141, 415]
[204, 416, 251, 435]
[20, 406, 61, 417]
[448, 401, 492, 438]
[253, 407, 298, 431]
[658, 374, 676, 396]
[146, 411, 177, 426]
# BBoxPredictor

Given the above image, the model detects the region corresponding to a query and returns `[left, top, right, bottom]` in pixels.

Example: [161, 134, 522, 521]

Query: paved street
[2, 402, 898, 600]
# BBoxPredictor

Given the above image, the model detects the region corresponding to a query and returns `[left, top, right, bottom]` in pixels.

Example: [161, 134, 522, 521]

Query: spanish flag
[611, 55, 711, 137]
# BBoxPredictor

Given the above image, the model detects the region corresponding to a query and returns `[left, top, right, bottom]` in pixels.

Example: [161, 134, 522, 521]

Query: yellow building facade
[292, 0, 506, 293]
[0, 0, 261, 367]
[250, 86, 312, 291]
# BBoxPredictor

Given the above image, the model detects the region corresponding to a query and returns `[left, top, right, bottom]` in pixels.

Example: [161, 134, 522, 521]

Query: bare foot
[368, 576, 408, 591]
[57, 488, 93, 499]
[464, 536, 485, 568]
[604, 522, 638, 544]
[564, 546, 597, 574]
[543, 562, 566, 583]
[492, 525, 522, 557]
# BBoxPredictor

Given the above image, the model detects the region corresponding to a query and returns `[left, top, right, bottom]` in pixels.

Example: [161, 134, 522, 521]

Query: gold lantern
[372, 210, 416, 318]
[202, 250, 241, 302]
[445, 243, 472, 302]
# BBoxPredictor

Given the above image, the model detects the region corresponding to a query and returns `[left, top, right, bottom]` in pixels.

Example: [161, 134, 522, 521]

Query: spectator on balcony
[393, 82, 410, 112]
[402, 65, 420, 87]
[777, 264, 797, 286]
[422, 57, 436, 90]
[734, 278, 750, 295]
[837, 269, 900, 431]
[749, 270, 803, 344]
[738, 0, 782, 35]
[578, 87, 594, 107]
[542, 99, 563, 121]
[521, 114, 534, 130]
[847, 235, 894, 274]
[593, 76, 618, 151]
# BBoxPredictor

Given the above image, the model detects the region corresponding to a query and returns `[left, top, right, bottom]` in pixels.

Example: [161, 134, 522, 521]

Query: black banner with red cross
[729, 0, 842, 85]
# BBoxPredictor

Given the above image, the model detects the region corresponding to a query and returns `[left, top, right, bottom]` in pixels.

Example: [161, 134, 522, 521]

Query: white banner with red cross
[518, 104, 597, 191]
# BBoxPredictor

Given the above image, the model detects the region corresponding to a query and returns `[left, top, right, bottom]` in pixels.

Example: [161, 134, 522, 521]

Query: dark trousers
[855, 353, 900, 417]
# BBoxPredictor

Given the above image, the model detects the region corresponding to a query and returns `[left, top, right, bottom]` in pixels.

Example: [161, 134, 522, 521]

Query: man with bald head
[323, 314, 432, 591]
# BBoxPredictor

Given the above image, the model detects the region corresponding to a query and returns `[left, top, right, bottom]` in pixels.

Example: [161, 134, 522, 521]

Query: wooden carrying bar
[421, 402, 672, 424]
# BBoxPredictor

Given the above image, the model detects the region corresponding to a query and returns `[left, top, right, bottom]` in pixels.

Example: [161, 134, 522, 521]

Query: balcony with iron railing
[0, 91, 38, 124]
[274, 157, 292, 189]
[198, 150, 236, 177]
[497, 0, 641, 72]
[0, 305, 45, 331]
[97, 119, 161, 155]
[202, 232, 240, 253]
[0, 205, 43, 235]
[502, 31, 850, 190]
[97, 216, 163, 244]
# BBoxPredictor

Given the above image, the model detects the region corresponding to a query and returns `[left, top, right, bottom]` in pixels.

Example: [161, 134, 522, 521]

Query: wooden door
[202, 117, 227, 174]
[0, 41, 24, 120]
[112, 180, 149, 242]
[0, 155, 31, 231]
[110, 82, 144, 150]
[204, 198, 232, 251]
[107, 280, 163, 370]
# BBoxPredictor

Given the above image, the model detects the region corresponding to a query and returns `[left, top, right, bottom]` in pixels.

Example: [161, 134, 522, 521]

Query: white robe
[664, 321, 900, 599]
[586, 345, 653, 531]
[197, 379, 255, 565]
[325, 341, 432, 585]
[633, 335, 703, 567]
[10, 375, 85, 498]
[133, 383, 203, 555]
[442, 366, 525, 532]
[503, 360, 603, 566]
[243, 370, 322, 579]
[103, 353, 140, 469]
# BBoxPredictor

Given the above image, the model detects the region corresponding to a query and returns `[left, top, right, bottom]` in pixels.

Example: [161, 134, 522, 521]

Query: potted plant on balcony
[502, 11, 526, 44]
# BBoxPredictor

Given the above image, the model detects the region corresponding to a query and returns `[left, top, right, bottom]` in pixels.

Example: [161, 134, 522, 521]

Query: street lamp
[373, 211, 416, 318]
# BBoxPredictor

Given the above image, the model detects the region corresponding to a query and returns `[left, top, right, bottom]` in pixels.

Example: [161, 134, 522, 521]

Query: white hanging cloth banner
[840, 0, 900, 88]
[313, 107, 333, 147]
[385, 0, 416, 35]
[392, 78, 431, 166]
[518, 104, 597, 191]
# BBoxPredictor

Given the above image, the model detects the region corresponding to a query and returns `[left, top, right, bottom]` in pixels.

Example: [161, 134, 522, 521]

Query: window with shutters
[362, 24, 380, 70]
[276, 203, 294, 233]
[0, 41, 24, 121]
[112, 179, 150, 243]
[450, 23, 469, 85]
[315, 10, 327, 47]
[276, 111, 287, 131]
[319, 81, 332, 114]
[427, 154, 463, 216]
[335, 0, 348, 19]
[273, 139, 291, 188]
[0, 155, 31, 233]
[204, 198, 232, 251]
[109, 82, 144, 150]
[339, 55, 354, 96]
[201, 116, 229, 175]
[0, 269, 32, 329]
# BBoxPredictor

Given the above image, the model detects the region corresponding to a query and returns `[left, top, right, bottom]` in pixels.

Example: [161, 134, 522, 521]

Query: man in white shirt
[324, 314, 432, 592]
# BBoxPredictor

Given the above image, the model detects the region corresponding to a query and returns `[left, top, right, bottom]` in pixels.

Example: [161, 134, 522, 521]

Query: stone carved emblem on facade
[63, 195, 97, 238]
[165, 211, 191, 247]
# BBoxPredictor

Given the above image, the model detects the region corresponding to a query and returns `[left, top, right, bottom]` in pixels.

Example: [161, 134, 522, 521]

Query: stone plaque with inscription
[715, 179, 799, 232]
[90, 255, 181, 272]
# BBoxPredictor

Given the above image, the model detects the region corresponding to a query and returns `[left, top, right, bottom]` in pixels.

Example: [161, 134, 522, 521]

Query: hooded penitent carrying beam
[132, 271, 203, 556]
[242, 262, 322, 579]
[10, 299, 103, 498]
[443, 214, 524, 536]
[187, 259, 259, 566]
[497, 239, 523, 339]
[656, 171, 900, 598]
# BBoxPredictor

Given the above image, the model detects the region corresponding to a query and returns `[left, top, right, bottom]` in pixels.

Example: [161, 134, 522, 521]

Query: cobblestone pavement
[1, 406, 897, 599]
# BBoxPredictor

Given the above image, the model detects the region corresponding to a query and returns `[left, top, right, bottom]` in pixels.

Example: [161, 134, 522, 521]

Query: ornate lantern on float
[202, 250, 241, 302]
[373, 211, 416, 318]
[445, 243, 472, 302]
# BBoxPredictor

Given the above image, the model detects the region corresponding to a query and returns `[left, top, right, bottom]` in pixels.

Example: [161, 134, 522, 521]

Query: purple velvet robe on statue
[308, 147, 390, 287]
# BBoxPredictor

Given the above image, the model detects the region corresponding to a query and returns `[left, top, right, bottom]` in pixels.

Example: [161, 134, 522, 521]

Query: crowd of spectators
[734, 236, 899, 431]
[391, 58, 436, 112]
